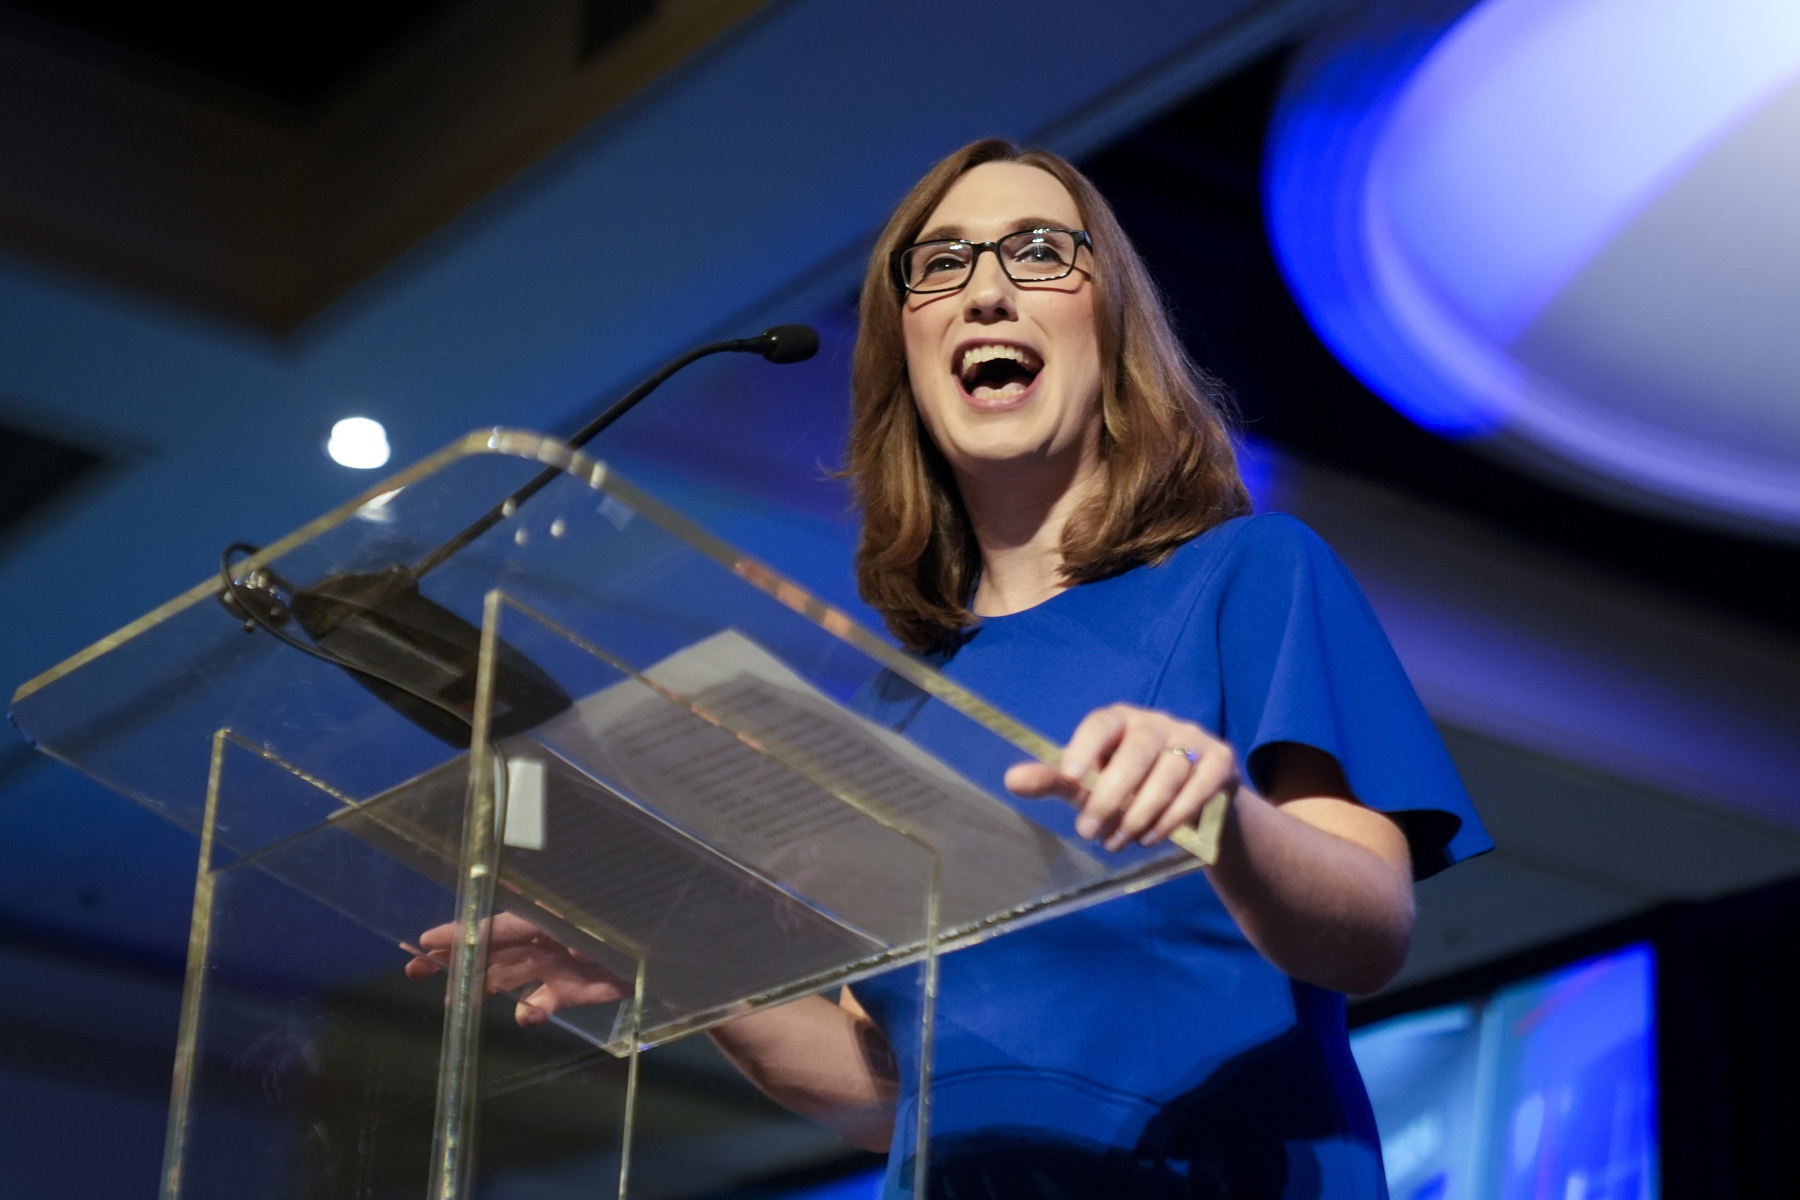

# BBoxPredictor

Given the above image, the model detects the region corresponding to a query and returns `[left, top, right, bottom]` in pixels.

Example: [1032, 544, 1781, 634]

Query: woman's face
[900, 162, 1103, 483]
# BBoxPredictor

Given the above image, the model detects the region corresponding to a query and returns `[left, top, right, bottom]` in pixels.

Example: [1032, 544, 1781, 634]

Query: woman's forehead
[919, 162, 1080, 242]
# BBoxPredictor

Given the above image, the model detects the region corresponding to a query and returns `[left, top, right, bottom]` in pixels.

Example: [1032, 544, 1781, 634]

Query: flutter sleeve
[1203, 514, 1491, 879]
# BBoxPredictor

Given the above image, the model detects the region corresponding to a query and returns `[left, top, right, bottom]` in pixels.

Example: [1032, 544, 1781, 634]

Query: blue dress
[851, 514, 1491, 1199]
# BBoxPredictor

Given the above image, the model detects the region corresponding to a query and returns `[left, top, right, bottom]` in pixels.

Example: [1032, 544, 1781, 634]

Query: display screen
[1350, 942, 1658, 1200]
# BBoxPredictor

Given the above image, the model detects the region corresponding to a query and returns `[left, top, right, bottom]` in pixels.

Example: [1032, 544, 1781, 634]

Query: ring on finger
[1168, 746, 1199, 767]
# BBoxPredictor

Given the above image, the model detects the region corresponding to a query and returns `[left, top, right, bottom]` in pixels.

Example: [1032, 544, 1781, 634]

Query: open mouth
[957, 343, 1044, 402]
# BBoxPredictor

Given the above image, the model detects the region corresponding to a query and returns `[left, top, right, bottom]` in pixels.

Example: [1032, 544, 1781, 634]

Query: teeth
[974, 380, 1029, 399]
[957, 343, 1042, 377]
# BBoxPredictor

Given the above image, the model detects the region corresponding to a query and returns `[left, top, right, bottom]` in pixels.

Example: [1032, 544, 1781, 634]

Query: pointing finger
[1005, 761, 1082, 799]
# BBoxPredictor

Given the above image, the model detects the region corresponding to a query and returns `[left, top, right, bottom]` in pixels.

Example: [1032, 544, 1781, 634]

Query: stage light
[326, 417, 391, 469]
[1268, 0, 1800, 535]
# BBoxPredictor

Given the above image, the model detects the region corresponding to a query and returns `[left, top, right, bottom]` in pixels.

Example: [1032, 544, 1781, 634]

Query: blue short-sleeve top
[850, 513, 1491, 1199]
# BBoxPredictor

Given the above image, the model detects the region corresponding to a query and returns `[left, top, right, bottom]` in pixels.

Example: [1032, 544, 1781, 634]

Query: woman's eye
[1013, 242, 1066, 265]
[922, 252, 967, 276]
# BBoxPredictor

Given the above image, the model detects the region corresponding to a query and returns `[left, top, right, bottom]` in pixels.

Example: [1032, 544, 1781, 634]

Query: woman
[416, 140, 1490, 1197]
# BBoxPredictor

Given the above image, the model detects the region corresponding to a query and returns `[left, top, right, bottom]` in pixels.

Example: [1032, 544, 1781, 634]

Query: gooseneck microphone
[412, 323, 819, 578]
[220, 325, 820, 747]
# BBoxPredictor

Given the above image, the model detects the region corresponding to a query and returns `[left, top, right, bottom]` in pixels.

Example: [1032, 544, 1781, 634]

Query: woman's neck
[958, 449, 1103, 618]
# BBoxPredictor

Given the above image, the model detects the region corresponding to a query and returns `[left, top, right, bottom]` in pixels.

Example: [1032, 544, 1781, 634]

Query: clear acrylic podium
[9, 431, 1222, 1199]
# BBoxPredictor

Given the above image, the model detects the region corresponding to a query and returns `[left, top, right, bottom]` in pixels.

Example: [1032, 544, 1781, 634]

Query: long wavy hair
[847, 139, 1250, 654]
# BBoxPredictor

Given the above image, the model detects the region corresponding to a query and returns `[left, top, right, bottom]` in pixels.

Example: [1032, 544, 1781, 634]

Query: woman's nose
[962, 253, 1015, 322]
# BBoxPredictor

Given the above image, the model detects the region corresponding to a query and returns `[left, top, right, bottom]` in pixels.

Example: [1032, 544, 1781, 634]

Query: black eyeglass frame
[891, 227, 1094, 296]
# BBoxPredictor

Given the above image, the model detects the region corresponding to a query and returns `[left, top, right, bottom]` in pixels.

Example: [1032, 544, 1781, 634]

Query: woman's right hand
[405, 917, 898, 1150]
[404, 911, 627, 1028]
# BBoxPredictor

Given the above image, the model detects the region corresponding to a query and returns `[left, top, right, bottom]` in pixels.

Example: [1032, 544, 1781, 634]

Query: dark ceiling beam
[0, 0, 772, 335]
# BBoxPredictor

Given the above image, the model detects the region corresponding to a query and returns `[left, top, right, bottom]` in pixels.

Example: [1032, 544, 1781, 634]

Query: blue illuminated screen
[1350, 942, 1657, 1200]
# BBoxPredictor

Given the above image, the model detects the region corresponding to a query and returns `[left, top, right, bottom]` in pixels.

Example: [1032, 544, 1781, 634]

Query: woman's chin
[949, 435, 1068, 473]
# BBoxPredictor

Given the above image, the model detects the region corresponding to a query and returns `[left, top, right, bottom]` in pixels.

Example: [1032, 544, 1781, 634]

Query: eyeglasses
[892, 227, 1093, 295]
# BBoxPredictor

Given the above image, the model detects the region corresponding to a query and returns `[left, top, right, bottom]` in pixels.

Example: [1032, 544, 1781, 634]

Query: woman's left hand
[1004, 703, 1238, 852]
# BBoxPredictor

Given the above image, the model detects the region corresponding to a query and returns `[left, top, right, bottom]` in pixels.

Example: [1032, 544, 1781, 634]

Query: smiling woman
[758, 139, 1485, 1197]
[422, 139, 1492, 1199]
[850, 144, 1248, 653]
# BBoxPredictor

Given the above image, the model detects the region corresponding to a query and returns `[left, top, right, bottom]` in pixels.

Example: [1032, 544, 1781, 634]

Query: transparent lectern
[9, 431, 1222, 1200]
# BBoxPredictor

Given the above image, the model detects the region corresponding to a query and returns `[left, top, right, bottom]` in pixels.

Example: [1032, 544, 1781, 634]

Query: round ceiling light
[326, 416, 391, 469]
[1268, 0, 1800, 535]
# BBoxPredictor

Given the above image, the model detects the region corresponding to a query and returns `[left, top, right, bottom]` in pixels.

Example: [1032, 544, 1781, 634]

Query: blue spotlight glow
[1268, 0, 1800, 531]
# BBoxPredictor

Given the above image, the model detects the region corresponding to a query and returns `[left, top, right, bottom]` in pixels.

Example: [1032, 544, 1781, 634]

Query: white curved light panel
[1268, 0, 1800, 535]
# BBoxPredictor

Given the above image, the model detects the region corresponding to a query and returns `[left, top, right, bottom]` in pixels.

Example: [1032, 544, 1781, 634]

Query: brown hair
[847, 139, 1250, 653]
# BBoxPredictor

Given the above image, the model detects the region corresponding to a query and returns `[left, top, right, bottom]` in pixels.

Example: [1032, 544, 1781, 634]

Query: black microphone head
[759, 324, 820, 364]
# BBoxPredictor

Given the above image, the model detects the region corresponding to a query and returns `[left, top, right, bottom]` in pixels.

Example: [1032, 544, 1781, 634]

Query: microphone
[221, 324, 820, 747]
[554, 323, 819, 461]
[746, 323, 821, 364]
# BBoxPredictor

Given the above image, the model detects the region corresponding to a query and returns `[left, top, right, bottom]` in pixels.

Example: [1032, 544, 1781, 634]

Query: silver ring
[1168, 746, 1199, 766]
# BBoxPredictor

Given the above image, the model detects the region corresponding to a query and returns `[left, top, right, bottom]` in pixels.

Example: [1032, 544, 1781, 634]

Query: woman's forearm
[1204, 791, 1414, 995]
[1014, 716, 1415, 995]
[707, 993, 897, 1151]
